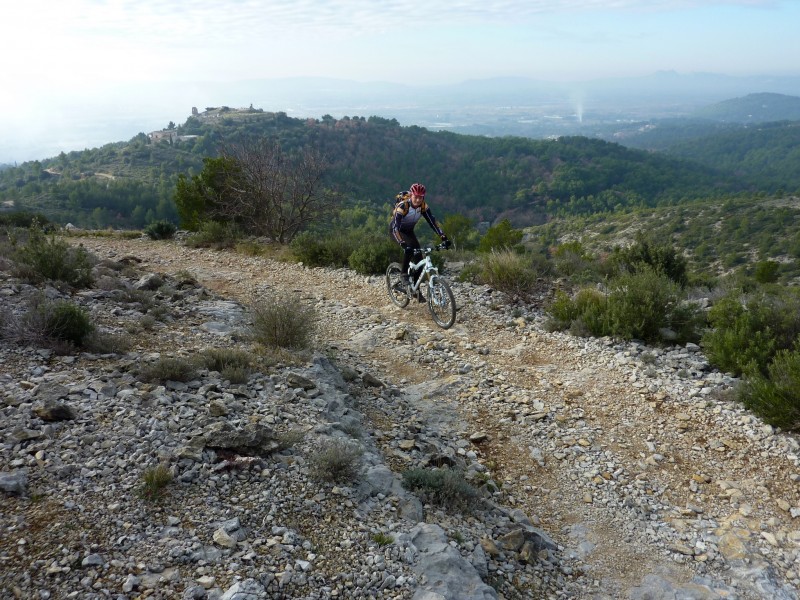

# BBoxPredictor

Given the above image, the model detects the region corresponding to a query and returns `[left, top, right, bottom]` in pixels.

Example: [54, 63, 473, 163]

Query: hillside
[3, 234, 800, 598]
[526, 194, 800, 283]
[0, 110, 745, 230]
[690, 93, 800, 123]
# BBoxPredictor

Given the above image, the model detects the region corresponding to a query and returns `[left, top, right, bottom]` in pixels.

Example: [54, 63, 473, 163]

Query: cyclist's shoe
[416, 292, 425, 303]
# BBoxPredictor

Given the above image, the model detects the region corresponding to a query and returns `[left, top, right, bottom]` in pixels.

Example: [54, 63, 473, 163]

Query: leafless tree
[216, 137, 337, 243]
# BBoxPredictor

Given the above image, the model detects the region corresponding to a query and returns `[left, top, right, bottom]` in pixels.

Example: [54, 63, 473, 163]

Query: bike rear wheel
[427, 276, 456, 329]
[386, 262, 410, 308]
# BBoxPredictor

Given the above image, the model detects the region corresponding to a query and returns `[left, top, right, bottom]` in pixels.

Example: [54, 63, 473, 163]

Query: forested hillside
[690, 92, 800, 122]
[664, 121, 800, 191]
[0, 108, 748, 229]
[528, 193, 800, 281]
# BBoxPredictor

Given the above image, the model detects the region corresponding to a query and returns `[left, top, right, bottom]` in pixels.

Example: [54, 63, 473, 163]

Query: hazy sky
[2, 0, 799, 161]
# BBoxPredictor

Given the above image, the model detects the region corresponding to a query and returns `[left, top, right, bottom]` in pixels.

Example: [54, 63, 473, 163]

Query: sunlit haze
[2, 0, 799, 162]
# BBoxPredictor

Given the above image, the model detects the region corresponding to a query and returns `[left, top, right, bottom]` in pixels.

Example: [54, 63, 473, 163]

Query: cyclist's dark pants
[390, 228, 421, 283]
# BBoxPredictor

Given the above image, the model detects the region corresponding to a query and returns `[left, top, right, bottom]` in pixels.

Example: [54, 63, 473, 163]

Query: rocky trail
[2, 235, 800, 599]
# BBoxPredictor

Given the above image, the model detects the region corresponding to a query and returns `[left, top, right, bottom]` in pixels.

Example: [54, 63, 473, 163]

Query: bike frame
[386, 241, 456, 328]
[406, 249, 437, 295]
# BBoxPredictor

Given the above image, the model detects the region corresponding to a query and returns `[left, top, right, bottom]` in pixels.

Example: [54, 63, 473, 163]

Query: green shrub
[702, 289, 800, 376]
[546, 268, 702, 344]
[44, 302, 95, 345]
[250, 293, 317, 349]
[738, 347, 800, 431]
[144, 220, 177, 240]
[753, 260, 781, 284]
[441, 214, 479, 251]
[604, 268, 691, 342]
[372, 532, 394, 547]
[547, 288, 606, 333]
[349, 237, 398, 275]
[611, 234, 688, 287]
[552, 241, 596, 279]
[138, 357, 197, 383]
[197, 347, 252, 383]
[473, 249, 546, 301]
[477, 219, 523, 253]
[139, 464, 173, 501]
[185, 220, 241, 249]
[308, 439, 363, 483]
[3, 297, 93, 350]
[402, 467, 479, 510]
[13, 226, 93, 287]
[275, 429, 305, 451]
[290, 231, 358, 268]
[235, 240, 266, 256]
[0, 211, 51, 228]
[82, 330, 132, 354]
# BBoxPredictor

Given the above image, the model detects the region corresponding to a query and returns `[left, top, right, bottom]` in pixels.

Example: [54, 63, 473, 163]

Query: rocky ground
[2, 234, 800, 599]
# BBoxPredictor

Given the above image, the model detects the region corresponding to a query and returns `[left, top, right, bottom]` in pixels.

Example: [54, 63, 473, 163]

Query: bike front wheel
[427, 276, 456, 329]
[386, 262, 410, 308]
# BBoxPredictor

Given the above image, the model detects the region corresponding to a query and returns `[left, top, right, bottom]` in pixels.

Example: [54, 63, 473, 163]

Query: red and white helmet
[410, 183, 426, 197]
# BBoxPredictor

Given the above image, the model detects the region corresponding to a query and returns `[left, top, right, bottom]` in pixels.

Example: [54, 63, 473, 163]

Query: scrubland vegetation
[3, 201, 800, 433]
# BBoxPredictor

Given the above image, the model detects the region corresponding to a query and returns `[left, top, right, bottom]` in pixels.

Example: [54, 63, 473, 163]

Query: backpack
[388, 191, 409, 220]
[391, 190, 408, 208]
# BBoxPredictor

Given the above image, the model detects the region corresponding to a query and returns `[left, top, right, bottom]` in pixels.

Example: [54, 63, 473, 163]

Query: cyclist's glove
[441, 236, 452, 249]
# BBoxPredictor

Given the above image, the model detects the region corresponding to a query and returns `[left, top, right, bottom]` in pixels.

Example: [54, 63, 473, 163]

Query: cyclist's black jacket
[389, 191, 444, 245]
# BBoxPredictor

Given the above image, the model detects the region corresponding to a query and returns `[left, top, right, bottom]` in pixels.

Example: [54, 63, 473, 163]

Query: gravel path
[3, 235, 800, 599]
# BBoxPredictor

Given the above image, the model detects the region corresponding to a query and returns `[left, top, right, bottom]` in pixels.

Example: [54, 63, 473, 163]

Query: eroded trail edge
[76, 238, 800, 598]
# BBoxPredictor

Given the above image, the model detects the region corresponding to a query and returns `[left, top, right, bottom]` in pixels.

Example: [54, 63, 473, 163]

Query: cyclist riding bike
[389, 183, 450, 300]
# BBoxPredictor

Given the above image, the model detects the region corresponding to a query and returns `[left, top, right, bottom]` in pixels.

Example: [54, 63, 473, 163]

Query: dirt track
[72, 235, 800, 599]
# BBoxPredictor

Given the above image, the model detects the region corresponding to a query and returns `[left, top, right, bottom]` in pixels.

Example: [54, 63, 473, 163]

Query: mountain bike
[386, 243, 456, 329]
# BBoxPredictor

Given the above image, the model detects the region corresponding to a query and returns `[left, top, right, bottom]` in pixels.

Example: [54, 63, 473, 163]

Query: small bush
[13, 226, 93, 287]
[552, 241, 595, 279]
[546, 288, 606, 333]
[308, 439, 363, 483]
[0, 211, 51, 229]
[611, 234, 688, 287]
[250, 293, 317, 350]
[44, 301, 95, 345]
[372, 532, 394, 547]
[186, 221, 242, 249]
[473, 249, 546, 301]
[144, 220, 177, 240]
[753, 260, 780, 284]
[138, 357, 197, 383]
[738, 347, 800, 431]
[197, 347, 252, 383]
[477, 219, 523, 253]
[290, 231, 358, 268]
[82, 330, 132, 354]
[275, 429, 305, 451]
[349, 237, 398, 275]
[235, 240, 266, 256]
[139, 315, 157, 331]
[6, 297, 96, 349]
[604, 268, 682, 341]
[702, 289, 800, 376]
[139, 464, 173, 501]
[546, 268, 702, 344]
[402, 467, 479, 510]
[118, 287, 156, 305]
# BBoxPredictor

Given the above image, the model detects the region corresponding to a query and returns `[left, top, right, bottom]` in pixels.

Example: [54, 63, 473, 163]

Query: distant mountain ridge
[690, 93, 800, 122]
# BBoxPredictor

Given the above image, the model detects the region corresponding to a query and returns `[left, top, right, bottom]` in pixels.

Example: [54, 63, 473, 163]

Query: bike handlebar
[414, 242, 450, 255]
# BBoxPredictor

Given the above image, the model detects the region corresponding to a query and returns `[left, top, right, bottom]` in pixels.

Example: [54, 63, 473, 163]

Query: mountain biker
[389, 182, 450, 300]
